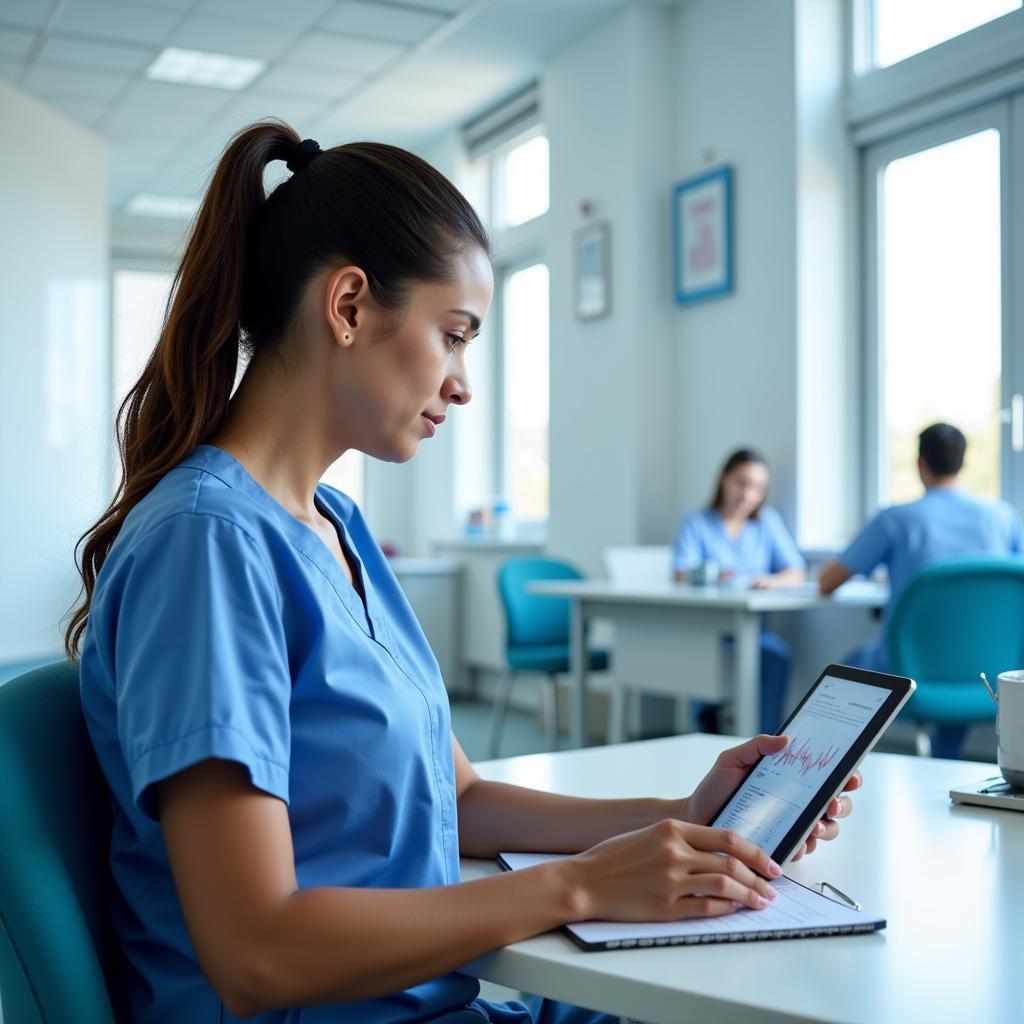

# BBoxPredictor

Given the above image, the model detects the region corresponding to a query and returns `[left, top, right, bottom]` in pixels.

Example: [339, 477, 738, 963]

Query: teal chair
[886, 556, 1024, 757]
[489, 558, 610, 757]
[0, 661, 116, 1023]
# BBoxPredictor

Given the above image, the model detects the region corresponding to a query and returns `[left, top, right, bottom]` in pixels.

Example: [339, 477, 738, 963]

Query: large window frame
[862, 103, 1011, 513]
[459, 115, 550, 532]
[852, 1, 1024, 518]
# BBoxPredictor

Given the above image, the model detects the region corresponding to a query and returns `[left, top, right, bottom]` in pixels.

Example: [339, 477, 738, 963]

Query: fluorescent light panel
[125, 193, 201, 219]
[146, 47, 266, 90]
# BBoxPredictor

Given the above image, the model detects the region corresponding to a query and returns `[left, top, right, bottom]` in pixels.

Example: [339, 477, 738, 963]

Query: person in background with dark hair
[673, 449, 806, 735]
[819, 422, 1023, 757]
[70, 123, 859, 1024]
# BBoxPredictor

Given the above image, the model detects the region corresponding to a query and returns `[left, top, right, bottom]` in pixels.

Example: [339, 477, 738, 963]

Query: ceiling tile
[319, 1, 449, 45]
[23, 63, 128, 101]
[37, 34, 154, 73]
[251, 63, 361, 100]
[216, 92, 326, 131]
[288, 31, 405, 74]
[0, 26, 35, 58]
[44, 94, 109, 125]
[123, 0, 195, 10]
[167, 15, 301, 61]
[313, 101, 424, 140]
[103, 79, 235, 136]
[0, 57, 26, 80]
[197, 0, 333, 30]
[397, 0, 475, 10]
[144, 157, 216, 198]
[0, 1, 59, 29]
[52, 0, 181, 46]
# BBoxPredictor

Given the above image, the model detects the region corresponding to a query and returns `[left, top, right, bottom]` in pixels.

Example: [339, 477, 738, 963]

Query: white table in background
[527, 580, 886, 747]
[461, 734, 1020, 1024]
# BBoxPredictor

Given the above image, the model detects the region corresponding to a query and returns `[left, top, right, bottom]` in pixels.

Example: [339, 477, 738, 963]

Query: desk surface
[460, 735, 1020, 1024]
[526, 578, 886, 611]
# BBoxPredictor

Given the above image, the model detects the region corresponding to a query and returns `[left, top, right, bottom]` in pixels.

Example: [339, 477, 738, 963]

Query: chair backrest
[602, 545, 673, 585]
[497, 557, 584, 649]
[0, 661, 116, 1024]
[886, 556, 1024, 683]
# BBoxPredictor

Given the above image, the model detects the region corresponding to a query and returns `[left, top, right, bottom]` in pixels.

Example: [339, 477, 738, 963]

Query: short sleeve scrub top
[80, 445, 474, 1023]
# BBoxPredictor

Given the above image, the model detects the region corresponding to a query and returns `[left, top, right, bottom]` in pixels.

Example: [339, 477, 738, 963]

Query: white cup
[996, 670, 1024, 788]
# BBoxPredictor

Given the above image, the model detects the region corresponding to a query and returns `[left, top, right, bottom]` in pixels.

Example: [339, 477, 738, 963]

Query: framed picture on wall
[673, 166, 734, 305]
[574, 221, 611, 320]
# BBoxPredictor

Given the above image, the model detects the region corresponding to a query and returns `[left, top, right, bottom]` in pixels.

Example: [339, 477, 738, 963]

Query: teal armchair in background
[886, 556, 1024, 758]
[0, 661, 116, 1023]
[489, 557, 610, 757]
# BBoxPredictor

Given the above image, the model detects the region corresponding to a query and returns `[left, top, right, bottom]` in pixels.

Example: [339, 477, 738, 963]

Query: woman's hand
[563, 818, 782, 922]
[681, 735, 862, 861]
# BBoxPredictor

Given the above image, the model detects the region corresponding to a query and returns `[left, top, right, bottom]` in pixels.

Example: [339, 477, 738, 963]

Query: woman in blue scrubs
[673, 449, 806, 734]
[69, 125, 856, 1024]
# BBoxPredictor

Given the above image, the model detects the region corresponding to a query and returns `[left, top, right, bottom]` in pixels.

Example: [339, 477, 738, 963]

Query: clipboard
[497, 852, 885, 952]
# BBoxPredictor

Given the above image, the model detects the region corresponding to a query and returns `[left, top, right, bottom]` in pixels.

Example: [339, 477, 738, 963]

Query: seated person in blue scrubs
[819, 422, 1023, 757]
[71, 125, 859, 1024]
[674, 449, 806, 734]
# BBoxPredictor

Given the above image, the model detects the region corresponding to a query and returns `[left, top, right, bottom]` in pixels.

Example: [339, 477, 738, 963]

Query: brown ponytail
[65, 120, 489, 658]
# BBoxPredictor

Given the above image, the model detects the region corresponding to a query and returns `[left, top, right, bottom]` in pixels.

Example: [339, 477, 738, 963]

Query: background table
[460, 735, 1021, 1024]
[527, 580, 886, 745]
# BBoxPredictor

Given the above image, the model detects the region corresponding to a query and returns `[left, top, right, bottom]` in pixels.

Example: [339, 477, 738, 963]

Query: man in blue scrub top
[819, 422, 1023, 756]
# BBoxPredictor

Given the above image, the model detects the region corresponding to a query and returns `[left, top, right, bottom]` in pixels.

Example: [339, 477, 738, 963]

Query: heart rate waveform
[772, 736, 840, 777]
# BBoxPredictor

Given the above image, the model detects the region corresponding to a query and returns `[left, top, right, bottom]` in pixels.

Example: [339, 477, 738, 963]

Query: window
[871, 0, 1020, 68]
[871, 127, 1002, 505]
[457, 110, 550, 531]
[113, 269, 174, 417]
[112, 268, 364, 506]
[321, 452, 365, 507]
[502, 263, 549, 522]
[493, 131, 550, 228]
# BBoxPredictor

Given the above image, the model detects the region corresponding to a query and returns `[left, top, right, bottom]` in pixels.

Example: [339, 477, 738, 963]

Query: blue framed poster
[673, 166, 734, 305]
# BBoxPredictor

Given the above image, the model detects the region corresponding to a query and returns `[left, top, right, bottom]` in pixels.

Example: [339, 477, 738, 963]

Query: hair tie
[287, 138, 321, 173]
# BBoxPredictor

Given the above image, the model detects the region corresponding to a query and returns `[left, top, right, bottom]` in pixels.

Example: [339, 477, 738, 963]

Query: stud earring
[344, 332, 351, 341]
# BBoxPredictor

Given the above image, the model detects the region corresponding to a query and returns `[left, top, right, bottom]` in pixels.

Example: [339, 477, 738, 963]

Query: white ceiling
[0, 0, 639, 224]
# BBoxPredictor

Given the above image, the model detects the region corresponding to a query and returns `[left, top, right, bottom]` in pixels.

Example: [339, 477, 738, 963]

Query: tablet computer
[708, 663, 915, 867]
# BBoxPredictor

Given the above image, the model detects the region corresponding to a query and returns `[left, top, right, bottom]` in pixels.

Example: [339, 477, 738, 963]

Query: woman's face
[720, 461, 769, 519]
[329, 246, 493, 463]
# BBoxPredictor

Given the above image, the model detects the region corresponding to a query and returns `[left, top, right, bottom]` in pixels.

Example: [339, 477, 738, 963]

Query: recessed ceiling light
[125, 193, 201, 219]
[145, 47, 266, 90]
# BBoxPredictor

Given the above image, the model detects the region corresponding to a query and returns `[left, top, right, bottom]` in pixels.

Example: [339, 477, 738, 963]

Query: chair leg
[541, 674, 559, 751]
[915, 726, 933, 758]
[488, 671, 516, 758]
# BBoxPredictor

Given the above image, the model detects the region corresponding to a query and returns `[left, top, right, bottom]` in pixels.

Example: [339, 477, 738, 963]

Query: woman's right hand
[562, 819, 782, 922]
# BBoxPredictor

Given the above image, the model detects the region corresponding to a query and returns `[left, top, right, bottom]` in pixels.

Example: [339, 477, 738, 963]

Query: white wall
[0, 79, 110, 662]
[673, 0, 856, 548]
[795, 0, 860, 549]
[673, 0, 800, 526]
[543, 2, 678, 574]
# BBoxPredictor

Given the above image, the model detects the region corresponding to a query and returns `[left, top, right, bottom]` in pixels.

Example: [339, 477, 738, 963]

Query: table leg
[732, 610, 760, 737]
[569, 599, 588, 748]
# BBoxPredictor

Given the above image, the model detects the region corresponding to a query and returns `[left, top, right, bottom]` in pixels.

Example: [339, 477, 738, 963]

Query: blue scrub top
[672, 506, 804, 579]
[79, 445, 476, 1024]
[840, 487, 1024, 608]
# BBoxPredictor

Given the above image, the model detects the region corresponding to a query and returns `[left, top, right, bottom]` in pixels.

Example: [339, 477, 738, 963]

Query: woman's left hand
[681, 735, 862, 862]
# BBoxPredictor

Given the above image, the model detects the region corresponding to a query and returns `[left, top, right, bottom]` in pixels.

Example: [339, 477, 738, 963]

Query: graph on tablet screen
[713, 676, 888, 853]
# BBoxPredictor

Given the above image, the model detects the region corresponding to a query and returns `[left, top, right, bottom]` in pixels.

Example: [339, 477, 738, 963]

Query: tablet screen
[710, 672, 895, 858]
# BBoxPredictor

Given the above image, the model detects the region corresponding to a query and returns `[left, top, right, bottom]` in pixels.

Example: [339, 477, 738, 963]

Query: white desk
[461, 735, 1020, 1024]
[527, 580, 886, 746]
